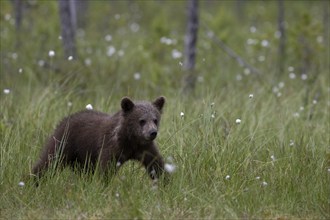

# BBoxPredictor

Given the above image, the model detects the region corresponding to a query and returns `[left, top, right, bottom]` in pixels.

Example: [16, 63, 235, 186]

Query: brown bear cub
[32, 96, 166, 182]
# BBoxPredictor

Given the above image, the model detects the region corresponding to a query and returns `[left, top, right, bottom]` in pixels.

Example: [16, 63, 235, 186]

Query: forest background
[1, 0, 329, 219]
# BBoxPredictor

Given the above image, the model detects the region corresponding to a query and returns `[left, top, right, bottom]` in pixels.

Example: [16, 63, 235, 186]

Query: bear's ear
[153, 96, 166, 112]
[121, 97, 135, 112]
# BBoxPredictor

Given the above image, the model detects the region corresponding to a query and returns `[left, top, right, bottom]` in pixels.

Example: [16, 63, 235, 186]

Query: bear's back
[53, 110, 117, 163]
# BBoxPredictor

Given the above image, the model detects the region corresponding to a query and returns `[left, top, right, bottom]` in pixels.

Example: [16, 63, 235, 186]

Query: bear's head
[120, 96, 165, 144]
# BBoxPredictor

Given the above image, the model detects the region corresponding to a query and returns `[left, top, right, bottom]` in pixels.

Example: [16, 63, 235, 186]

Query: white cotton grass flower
[18, 68, 23, 73]
[38, 60, 45, 67]
[115, 192, 120, 198]
[244, 68, 251, 75]
[68, 56, 73, 61]
[180, 112, 184, 118]
[171, 49, 182, 59]
[256, 176, 261, 180]
[3, 89, 10, 94]
[312, 100, 317, 105]
[289, 73, 296, 79]
[261, 39, 269, 47]
[164, 163, 176, 173]
[12, 53, 18, 60]
[261, 181, 268, 187]
[114, 14, 120, 20]
[117, 49, 124, 57]
[18, 181, 25, 187]
[301, 74, 308, 80]
[288, 66, 294, 72]
[289, 140, 294, 146]
[104, 34, 112, 42]
[249, 94, 254, 99]
[130, 23, 140, 32]
[160, 36, 176, 45]
[48, 50, 55, 57]
[258, 55, 265, 62]
[293, 112, 300, 118]
[316, 36, 323, 44]
[235, 118, 241, 124]
[67, 101, 73, 107]
[86, 104, 93, 110]
[107, 46, 116, 57]
[247, 38, 258, 45]
[250, 26, 257, 33]
[206, 31, 214, 38]
[116, 161, 121, 167]
[328, 168, 330, 173]
[236, 74, 242, 81]
[211, 114, 215, 119]
[270, 155, 276, 161]
[5, 13, 11, 21]
[225, 175, 230, 180]
[84, 58, 92, 66]
[133, 72, 141, 80]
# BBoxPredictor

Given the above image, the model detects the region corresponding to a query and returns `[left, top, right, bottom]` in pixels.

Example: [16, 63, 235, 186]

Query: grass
[1, 1, 329, 219]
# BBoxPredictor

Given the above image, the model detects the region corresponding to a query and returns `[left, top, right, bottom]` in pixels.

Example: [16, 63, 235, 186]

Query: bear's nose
[149, 131, 157, 140]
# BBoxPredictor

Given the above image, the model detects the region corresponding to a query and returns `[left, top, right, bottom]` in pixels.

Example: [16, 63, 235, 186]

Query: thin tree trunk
[58, 0, 77, 59]
[13, 0, 24, 48]
[182, 0, 199, 94]
[277, 0, 285, 75]
[69, 0, 77, 31]
[323, 1, 329, 70]
[14, 0, 23, 30]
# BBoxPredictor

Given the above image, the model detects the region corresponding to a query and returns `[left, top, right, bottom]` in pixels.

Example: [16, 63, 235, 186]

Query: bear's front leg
[138, 146, 165, 180]
[98, 149, 122, 181]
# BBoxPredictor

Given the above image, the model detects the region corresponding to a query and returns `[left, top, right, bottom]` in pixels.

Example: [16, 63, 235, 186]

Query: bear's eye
[153, 119, 158, 125]
[139, 119, 146, 126]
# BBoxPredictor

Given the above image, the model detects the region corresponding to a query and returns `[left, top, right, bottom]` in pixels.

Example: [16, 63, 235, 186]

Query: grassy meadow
[1, 1, 329, 219]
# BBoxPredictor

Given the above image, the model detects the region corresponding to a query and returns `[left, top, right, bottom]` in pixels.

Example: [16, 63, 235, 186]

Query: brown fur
[32, 96, 166, 182]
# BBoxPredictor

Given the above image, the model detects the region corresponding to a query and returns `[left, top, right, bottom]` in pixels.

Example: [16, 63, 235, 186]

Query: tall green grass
[1, 1, 329, 219]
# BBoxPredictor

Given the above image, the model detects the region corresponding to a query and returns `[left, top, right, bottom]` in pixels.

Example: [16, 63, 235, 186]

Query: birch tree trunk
[182, 0, 199, 94]
[323, 1, 329, 70]
[14, 0, 23, 31]
[58, 0, 77, 59]
[13, 0, 24, 48]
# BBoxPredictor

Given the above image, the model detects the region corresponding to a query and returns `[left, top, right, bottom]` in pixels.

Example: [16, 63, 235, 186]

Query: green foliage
[1, 1, 329, 219]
